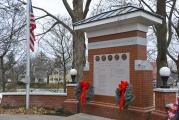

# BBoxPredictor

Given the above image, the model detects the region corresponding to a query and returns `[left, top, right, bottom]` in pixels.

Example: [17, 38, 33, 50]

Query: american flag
[29, 0, 36, 52]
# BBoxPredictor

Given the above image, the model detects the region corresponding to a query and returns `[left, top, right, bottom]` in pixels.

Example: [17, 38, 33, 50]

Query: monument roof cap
[74, 6, 163, 31]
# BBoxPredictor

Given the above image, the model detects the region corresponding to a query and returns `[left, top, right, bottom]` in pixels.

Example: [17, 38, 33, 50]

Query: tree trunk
[71, 0, 86, 82]
[176, 55, 179, 83]
[47, 73, 49, 84]
[62, 51, 67, 93]
[72, 31, 85, 82]
[0, 57, 6, 92]
[177, 62, 179, 83]
[63, 64, 67, 93]
[155, 0, 168, 87]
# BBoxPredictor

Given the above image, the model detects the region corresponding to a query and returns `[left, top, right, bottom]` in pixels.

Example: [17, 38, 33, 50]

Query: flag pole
[26, 0, 30, 109]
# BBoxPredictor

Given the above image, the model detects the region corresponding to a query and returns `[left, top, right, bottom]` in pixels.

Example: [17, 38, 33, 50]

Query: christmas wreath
[116, 81, 134, 112]
[168, 98, 179, 120]
[75, 80, 94, 105]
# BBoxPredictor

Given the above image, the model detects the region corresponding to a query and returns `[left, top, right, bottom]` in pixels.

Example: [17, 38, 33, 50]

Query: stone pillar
[63, 84, 79, 113]
[152, 88, 178, 120]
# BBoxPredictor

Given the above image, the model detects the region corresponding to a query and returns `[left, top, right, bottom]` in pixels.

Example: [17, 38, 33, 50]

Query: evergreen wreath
[75, 80, 94, 104]
[168, 98, 179, 120]
[116, 81, 134, 112]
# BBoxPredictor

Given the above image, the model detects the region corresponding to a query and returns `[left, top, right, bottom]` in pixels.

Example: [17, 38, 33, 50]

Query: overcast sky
[28, 0, 179, 55]
[31, 0, 99, 17]
[28, 0, 71, 53]
[32, 0, 68, 16]
[27, 0, 99, 53]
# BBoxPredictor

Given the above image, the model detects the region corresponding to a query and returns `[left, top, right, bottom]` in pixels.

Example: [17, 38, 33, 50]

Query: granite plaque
[93, 53, 130, 96]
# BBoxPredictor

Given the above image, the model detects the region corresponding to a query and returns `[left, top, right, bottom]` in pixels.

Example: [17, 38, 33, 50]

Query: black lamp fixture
[159, 67, 171, 88]
[70, 69, 77, 83]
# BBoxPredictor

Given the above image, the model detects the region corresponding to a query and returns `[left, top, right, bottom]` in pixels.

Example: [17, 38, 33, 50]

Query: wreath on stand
[116, 81, 134, 112]
[75, 80, 94, 105]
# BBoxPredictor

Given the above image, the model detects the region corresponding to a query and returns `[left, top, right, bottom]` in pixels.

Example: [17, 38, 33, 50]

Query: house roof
[74, 6, 163, 27]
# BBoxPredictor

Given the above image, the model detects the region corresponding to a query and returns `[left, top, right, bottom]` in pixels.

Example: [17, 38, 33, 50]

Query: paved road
[0, 113, 114, 120]
[0, 114, 66, 120]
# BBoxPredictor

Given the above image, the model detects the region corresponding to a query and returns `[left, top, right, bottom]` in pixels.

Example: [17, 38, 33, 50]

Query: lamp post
[159, 67, 171, 88]
[70, 69, 77, 83]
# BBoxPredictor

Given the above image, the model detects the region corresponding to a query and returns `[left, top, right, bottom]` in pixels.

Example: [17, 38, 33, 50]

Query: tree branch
[139, 0, 155, 13]
[83, 0, 92, 18]
[18, 0, 73, 34]
[167, 0, 176, 47]
[62, 0, 75, 19]
[167, 50, 177, 63]
[36, 22, 58, 36]
[170, 18, 179, 39]
[35, 15, 48, 21]
[33, 6, 73, 34]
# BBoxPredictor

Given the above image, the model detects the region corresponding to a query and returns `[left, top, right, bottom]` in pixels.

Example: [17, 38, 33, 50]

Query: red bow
[80, 80, 90, 105]
[118, 81, 129, 111]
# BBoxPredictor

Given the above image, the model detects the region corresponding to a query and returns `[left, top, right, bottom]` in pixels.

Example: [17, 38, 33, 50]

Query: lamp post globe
[159, 67, 171, 88]
[70, 69, 77, 83]
[159, 67, 171, 77]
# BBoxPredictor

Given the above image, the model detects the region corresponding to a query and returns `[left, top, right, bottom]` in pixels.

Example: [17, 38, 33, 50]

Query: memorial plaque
[93, 53, 130, 96]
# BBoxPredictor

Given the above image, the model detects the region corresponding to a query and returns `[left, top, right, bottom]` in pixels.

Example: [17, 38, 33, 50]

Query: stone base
[81, 101, 154, 120]
[151, 110, 168, 120]
[63, 99, 79, 114]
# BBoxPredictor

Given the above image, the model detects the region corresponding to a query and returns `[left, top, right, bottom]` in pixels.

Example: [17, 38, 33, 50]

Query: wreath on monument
[168, 98, 179, 120]
[116, 80, 134, 112]
[75, 80, 94, 105]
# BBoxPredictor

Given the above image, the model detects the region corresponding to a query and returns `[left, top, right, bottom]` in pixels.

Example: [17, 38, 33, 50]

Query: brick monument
[74, 6, 162, 120]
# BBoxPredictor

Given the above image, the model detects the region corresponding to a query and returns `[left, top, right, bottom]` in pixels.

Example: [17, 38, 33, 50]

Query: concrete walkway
[64, 113, 114, 120]
[0, 114, 65, 120]
[0, 113, 114, 120]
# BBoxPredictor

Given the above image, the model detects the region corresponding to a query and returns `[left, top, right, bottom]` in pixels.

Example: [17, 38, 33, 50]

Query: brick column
[63, 84, 79, 113]
[82, 30, 154, 119]
[132, 70, 153, 109]
[151, 88, 178, 120]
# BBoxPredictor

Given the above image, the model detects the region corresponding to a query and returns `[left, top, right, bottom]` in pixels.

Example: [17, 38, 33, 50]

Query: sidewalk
[0, 114, 65, 120]
[0, 113, 114, 120]
[64, 113, 114, 120]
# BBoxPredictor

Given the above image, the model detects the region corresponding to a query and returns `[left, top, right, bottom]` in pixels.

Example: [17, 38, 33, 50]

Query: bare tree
[167, 17, 179, 82]
[17, 0, 179, 86]
[131, 0, 178, 87]
[0, 0, 26, 91]
[18, 0, 93, 82]
[32, 52, 50, 83]
[40, 17, 72, 92]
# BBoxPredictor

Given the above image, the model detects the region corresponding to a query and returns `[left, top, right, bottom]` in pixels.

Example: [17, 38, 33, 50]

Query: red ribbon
[118, 81, 129, 111]
[80, 80, 90, 105]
